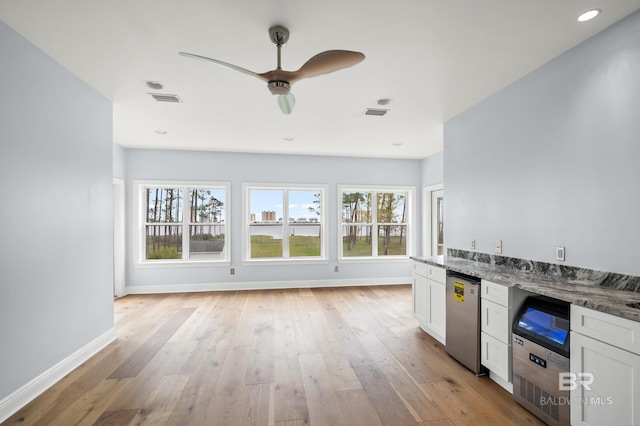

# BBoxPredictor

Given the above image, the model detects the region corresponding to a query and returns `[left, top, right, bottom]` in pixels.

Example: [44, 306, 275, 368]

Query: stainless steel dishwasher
[445, 270, 485, 374]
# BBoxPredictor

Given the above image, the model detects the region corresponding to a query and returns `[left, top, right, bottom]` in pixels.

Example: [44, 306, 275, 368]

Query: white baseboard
[0, 328, 117, 423]
[125, 276, 412, 294]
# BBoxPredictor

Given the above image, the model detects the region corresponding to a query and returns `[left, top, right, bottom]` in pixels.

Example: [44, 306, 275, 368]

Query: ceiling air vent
[149, 93, 181, 103]
[364, 108, 389, 116]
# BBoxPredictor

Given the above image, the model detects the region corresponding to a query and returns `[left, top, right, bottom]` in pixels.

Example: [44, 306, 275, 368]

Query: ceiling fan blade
[288, 50, 365, 83]
[278, 93, 295, 115]
[179, 52, 269, 81]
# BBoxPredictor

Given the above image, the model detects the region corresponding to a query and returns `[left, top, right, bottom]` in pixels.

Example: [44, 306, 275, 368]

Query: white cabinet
[412, 272, 428, 325]
[570, 305, 640, 426]
[480, 280, 531, 392]
[480, 280, 512, 390]
[412, 261, 446, 344]
[426, 273, 446, 342]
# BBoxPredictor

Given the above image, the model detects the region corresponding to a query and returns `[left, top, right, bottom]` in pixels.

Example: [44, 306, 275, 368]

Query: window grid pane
[342, 192, 372, 223]
[289, 224, 321, 257]
[146, 225, 182, 259]
[250, 224, 283, 258]
[189, 188, 225, 224]
[377, 225, 407, 256]
[146, 188, 183, 223]
[342, 225, 373, 257]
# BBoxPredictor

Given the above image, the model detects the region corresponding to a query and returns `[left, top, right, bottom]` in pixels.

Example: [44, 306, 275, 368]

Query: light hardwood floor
[3, 285, 544, 425]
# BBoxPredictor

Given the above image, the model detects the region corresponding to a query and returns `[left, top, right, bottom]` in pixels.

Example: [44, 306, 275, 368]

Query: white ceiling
[1, 1, 639, 159]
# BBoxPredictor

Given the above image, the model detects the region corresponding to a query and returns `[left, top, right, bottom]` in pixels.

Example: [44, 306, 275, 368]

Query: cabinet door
[413, 275, 428, 326]
[481, 299, 509, 344]
[571, 331, 640, 426]
[426, 278, 446, 343]
[481, 332, 509, 381]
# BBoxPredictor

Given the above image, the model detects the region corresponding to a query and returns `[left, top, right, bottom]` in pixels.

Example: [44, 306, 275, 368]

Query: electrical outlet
[556, 246, 565, 261]
[470, 239, 476, 250]
[334, 266, 339, 272]
[495, 239, 502, 254]
[230, 268, 235, 275]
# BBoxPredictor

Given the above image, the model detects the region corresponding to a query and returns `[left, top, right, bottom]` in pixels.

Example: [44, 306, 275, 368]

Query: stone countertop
[411, 255, 640, 323]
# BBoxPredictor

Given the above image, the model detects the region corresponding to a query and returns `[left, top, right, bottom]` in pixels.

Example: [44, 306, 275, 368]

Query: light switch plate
[556, 246, 565, 261]
[495, 239, 502, 254]
[470, 239, 476, 250]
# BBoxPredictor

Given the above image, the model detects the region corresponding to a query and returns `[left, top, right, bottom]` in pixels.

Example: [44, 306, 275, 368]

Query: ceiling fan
[179, 25, 365, 114]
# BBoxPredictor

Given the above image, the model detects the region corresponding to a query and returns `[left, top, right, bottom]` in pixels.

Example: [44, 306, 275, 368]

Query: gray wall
[444, 11, 640, 276]
[421, 151, 444, 188]
[0, 20, 114, 400]
[125, 149, 422, 288]
[113, 143, 126, 180]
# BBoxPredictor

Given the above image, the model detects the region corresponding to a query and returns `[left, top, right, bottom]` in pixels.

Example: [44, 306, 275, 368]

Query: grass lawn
[251, 235, 321, 258]
[343, 236, 406, 256]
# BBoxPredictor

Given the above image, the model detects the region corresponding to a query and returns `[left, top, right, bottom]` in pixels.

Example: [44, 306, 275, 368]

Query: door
[431, 189, 444, 256]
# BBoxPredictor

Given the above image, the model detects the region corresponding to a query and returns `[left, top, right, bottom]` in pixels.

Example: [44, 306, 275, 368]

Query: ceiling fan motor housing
[268, 81, 290, 95]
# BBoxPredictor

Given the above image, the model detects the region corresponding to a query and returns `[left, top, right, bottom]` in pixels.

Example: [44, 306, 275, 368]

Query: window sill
[135, 260, 231, 268]
[338, 256, 411, 264]
[242, 258, 329, 266]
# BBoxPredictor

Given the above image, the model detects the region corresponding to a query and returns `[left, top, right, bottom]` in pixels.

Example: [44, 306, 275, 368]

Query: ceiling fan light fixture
[268, 81, 291, 95]
[578, 9, 601, 22]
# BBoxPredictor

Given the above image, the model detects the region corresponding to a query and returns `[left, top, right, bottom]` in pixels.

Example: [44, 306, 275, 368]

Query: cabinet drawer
[427, 265, 446, 283]
[481, 299, 510, 344]
[413, 261, 428, 277]
[481, 279, 509, 306]
[481, 331, 510, 381]
[571, 305, 640, 355]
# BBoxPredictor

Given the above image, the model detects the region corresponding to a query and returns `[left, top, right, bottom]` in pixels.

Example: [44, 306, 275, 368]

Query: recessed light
[283, 137, 295, 142]
[392, 142, 403, 146]
[578, 9, 600, 22]
[377, 98, 392, 106]
[154, 130, 167, 135]
[146, 81, 164, 90]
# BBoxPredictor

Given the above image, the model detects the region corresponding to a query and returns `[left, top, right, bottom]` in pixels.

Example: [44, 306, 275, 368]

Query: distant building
[250, 213, 256, 222]
[262, 210, 276, 222]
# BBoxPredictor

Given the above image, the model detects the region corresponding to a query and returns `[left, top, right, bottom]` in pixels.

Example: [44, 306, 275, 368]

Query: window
[340, 186, 413, 259]
[244, 184, 326, 262]
[135, 181, 229, 264]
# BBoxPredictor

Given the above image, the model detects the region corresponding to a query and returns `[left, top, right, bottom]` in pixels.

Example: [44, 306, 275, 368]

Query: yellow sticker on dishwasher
[454, 280, 464, 303]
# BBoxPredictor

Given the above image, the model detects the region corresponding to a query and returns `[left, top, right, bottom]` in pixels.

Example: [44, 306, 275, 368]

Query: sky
[249, 189, 319, 221]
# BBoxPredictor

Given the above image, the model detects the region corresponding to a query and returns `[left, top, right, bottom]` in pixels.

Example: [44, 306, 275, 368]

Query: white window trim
[338, 184, 415, 262]
[423, 183, 444, 257]
[242, 182, 328, 265]
[133, 180, 231, 267]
